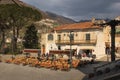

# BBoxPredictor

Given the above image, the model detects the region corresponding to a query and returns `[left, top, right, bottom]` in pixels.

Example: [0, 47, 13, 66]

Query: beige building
[41, 19, 120, 59]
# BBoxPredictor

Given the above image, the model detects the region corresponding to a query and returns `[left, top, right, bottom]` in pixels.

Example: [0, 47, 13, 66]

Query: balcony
[55, 39, 96, 45]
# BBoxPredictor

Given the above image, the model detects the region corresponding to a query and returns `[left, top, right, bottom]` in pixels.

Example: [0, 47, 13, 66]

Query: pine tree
[23, 24, 39, 49]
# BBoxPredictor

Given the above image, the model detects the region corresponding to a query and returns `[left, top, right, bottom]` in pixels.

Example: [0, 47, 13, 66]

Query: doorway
[82, 49, 92, 56]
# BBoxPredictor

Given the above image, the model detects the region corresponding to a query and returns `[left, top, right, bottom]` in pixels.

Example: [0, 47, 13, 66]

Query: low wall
[23, 49, 41, 57]
[23, 49, 40, 54]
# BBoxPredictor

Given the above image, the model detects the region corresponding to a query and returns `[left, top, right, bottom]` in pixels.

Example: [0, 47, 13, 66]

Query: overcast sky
[20, 0, 120, 21]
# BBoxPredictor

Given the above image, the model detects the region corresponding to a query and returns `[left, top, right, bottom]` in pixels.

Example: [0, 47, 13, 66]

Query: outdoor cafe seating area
[0, 54, 95, 71]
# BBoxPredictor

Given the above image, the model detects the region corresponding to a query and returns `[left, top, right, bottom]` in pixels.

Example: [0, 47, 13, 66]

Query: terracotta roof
[54, 22, 102, 31]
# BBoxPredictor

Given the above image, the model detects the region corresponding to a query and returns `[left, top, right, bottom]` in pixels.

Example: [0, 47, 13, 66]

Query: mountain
[46, 11, 76, 24]
[0, 0, 47, 18]
[0, 0, 76, 24]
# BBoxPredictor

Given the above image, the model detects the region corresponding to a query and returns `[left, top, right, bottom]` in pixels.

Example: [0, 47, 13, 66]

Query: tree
[23, 24, 39, 49]
[0, 15, 10, 53]
[0, 4, 42, 53]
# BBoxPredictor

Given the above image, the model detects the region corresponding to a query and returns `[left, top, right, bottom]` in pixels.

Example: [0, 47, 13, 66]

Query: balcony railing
[55, 39, 96, 45]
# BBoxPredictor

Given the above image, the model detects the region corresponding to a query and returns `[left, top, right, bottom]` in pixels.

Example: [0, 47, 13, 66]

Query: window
[86, 33, 90, 40]
[58, 35, 61, 41]
[64, 34, 66, 36]
[48, 34, 53, 40]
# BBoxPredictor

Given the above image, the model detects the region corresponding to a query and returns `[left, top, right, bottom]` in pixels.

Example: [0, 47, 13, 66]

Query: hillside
[0, 0, 76, 24]
[46, 11, 76, 24]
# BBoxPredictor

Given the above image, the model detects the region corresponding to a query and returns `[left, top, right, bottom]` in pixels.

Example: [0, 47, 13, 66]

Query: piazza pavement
[0, 54, 120, 80]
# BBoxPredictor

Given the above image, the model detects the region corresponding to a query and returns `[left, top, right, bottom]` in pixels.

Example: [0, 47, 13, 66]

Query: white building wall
[41, 29, 107, 59]
[45, 33, 58, 54]
[59, 30, 106, 59]
[94, 31, 106, 59]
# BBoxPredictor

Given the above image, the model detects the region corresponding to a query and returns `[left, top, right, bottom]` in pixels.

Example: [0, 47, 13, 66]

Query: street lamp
[69, 31, 74, 68]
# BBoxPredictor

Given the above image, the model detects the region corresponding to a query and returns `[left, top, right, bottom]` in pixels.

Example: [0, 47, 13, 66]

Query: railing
[55, 39, 96, 45]
[93, 59, 120, 73]
[104, 73, 120, 80]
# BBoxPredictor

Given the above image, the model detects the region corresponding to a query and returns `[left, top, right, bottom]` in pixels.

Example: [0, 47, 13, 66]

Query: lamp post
[69, 31, 74, 68]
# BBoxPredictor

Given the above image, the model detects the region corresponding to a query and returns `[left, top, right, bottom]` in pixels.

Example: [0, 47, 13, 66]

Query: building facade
[41, 20, 120, 59]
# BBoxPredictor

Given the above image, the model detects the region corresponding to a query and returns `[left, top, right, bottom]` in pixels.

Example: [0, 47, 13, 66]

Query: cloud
[20, 0, 120, 21]
[109, 2, 120, 11]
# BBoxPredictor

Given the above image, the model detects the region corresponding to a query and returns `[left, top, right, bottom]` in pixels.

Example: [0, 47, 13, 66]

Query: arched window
[48, 34, 53, 41]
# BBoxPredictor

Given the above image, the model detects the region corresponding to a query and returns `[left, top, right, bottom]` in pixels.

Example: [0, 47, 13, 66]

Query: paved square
[0, 62, 85, 80]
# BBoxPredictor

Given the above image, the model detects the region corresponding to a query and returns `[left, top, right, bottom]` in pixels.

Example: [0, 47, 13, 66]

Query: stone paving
[0, 62, 85, 80]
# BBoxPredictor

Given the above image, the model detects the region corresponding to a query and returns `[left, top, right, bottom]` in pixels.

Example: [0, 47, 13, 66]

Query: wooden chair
[63, 63, 70, 71]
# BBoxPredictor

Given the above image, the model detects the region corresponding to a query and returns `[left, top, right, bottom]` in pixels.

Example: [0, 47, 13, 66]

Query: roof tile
[54, 22, 102, 31]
